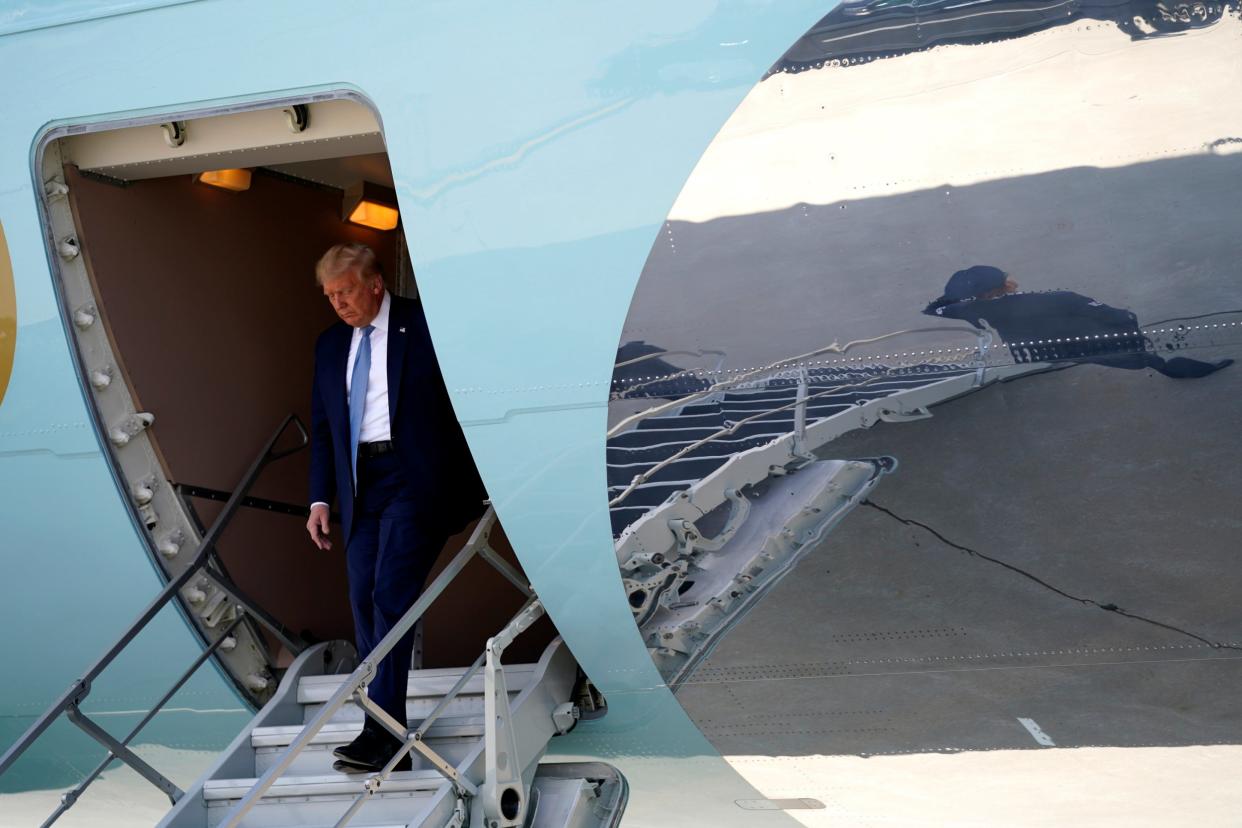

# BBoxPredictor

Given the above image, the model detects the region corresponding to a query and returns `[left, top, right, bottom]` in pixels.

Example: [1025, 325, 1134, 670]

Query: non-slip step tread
[251, 717, 485, 748]
[297, 663, 537, 704]
[203, 769, 449, 801]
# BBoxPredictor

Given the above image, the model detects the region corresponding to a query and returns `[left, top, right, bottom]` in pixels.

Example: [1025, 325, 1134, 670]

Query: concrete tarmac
[676, 361, 1242, 823]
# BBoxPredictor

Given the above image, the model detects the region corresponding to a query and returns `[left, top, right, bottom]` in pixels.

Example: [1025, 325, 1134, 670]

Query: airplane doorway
[40, 95, 554, 706]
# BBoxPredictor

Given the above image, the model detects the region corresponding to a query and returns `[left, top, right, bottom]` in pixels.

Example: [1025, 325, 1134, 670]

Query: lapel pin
[398, 326, 406, 333]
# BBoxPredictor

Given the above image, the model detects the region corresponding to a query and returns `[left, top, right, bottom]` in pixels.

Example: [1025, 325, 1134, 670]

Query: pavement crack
[861, 499, 1242, 653]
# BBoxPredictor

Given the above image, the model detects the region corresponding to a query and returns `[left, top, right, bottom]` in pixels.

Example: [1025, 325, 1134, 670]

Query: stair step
[297, 662, 538, 704]
[252, 717, 484, 748]
[203, 771, 447, 827]
[305, 694, 503, 725]
[170, 638, 579, 828]
[251, 719, 484, 777]
[204, 769, 448, 800]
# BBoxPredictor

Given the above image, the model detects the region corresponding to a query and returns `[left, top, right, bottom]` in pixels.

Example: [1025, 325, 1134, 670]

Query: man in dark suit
[306, 243, 483, 773]
[923, 265, 1232, 378]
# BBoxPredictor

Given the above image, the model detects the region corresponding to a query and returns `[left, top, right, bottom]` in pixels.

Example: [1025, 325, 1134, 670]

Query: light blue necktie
[349, 325, 375, 487]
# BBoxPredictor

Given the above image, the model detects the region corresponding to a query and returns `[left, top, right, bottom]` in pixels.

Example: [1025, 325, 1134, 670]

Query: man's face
[979, 275, 1019, 301]
[322, 270, 384, 328]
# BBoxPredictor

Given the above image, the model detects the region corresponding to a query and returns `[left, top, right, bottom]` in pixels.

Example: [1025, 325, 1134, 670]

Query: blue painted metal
[0, 0, 830, 821]
[0, 1, 201, 37]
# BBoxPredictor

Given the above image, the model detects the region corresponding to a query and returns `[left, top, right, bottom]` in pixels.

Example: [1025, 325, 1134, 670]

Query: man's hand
[307, 504, 332, 550]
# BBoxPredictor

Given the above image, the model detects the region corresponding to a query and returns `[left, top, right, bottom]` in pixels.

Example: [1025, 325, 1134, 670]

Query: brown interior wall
[66, 163, 554, 668]
[67, 164, 396, 647]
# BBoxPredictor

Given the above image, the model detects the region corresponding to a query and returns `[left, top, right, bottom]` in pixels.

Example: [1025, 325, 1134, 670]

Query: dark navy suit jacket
[923, 290, 1145, 364]
[309, 294, 484, 543]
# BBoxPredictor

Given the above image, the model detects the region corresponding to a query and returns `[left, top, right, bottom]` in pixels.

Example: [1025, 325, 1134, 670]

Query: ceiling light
[343, 180, 399, 231]
[195, 169, 252, 192]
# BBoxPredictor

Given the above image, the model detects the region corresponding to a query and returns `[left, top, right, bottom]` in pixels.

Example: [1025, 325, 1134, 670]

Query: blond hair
[315, 243, 383, 286]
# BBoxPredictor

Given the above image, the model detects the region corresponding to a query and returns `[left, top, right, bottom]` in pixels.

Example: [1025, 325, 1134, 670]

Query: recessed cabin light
[196, 168, 252, 192]
[343, 180, 399, 230]
[348, 200, 400, 231]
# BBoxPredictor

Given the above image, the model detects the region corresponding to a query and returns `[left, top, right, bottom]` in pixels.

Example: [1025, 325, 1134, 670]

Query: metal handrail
[607, 324, 990, 438]
[39, 613, 248, 827]
[220, 504, 541, 828]
[0, 414, 311, 820]
[330, 597, 546, 828]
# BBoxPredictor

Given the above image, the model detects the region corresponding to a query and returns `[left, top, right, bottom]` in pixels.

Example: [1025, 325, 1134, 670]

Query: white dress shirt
[311, 292, 393, 510]
[346, 291, 393, 444]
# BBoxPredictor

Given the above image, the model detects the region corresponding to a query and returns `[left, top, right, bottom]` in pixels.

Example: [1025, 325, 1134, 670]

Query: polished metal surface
[610, 2, 1242, 821]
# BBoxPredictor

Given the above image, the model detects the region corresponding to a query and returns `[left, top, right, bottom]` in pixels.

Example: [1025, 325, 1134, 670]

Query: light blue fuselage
[0, 2, 824, 825]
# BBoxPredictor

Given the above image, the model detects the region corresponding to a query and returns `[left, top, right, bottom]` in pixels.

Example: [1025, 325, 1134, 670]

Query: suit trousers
[346, 451, 446, 729]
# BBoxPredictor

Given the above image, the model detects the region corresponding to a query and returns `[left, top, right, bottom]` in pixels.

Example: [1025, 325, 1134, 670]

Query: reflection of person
[923, 265, 1232, 378]
[306, 244, 483, 773]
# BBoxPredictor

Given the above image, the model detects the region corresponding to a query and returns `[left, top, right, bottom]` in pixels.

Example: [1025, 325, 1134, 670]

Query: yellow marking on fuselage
[0, 222, 14, 408]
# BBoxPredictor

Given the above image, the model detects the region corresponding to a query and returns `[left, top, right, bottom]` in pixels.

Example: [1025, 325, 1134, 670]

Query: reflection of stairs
[607, 365, 974, 534]
[162, 639, 605, 828]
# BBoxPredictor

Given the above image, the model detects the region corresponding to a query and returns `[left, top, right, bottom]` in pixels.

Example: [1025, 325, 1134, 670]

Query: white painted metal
[524, 765, 627, 828]
[159, 637, 582, 828]
[298, 667, 538, 706]
[38, 135, 284, 706]
[61, 99, 383, 181]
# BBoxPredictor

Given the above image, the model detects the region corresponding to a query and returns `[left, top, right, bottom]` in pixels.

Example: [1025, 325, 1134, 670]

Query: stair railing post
[326, 593, 544, 828]
[793, 367, 809, 453]
[481, 598, 545, 828]
[973, 329, 993, 386]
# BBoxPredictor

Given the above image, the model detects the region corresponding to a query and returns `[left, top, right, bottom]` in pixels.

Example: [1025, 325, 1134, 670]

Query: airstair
[155, 503, 617, 828]
[0, 417, 624, 828]
[161, 626, 608, 828]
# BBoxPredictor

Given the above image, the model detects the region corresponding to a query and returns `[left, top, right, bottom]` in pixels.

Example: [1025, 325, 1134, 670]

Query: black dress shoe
[332, 729, 412, 773]
[332, 725, 381, 765]
[332, 759, 368, 774]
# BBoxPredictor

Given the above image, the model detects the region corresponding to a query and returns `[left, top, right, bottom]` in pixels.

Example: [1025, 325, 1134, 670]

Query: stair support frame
[481, 598, 545, 828]
[43, 613, 246, 827]
[219, 506, 552, 828]
[0, 415, 311, 826]
[65, 701, 184, 804]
